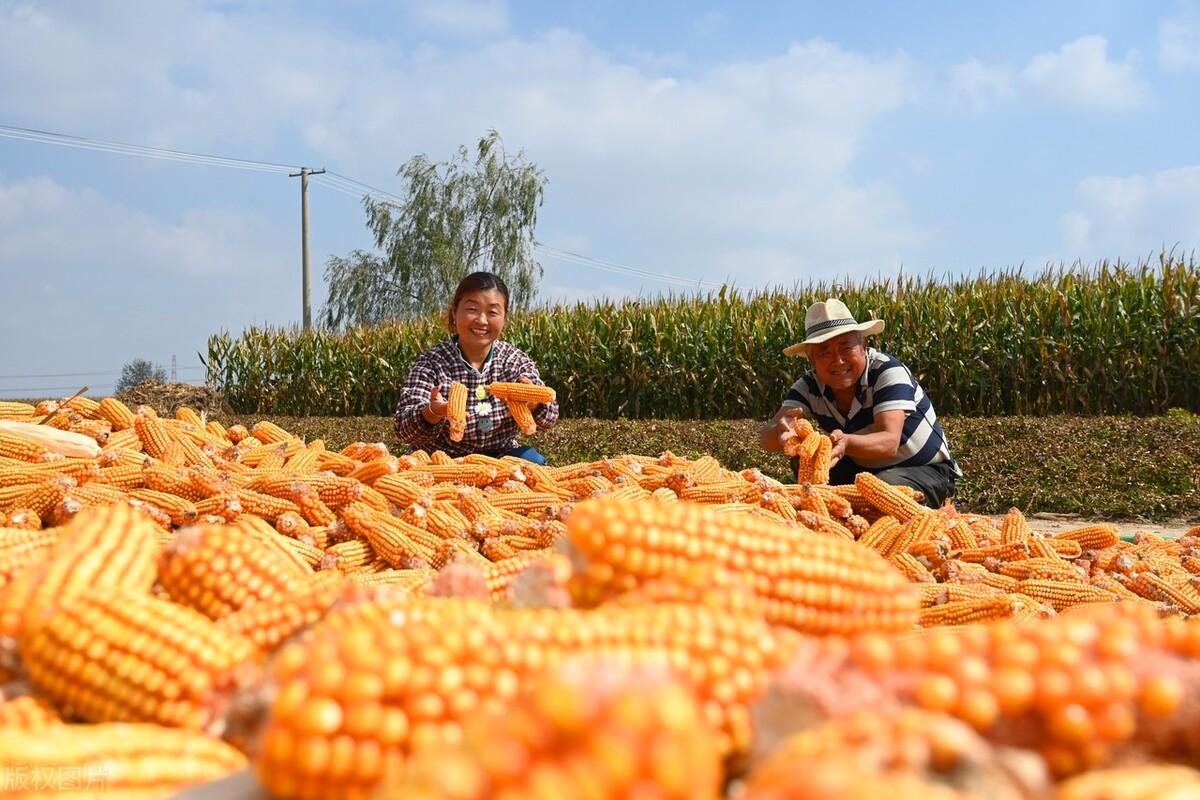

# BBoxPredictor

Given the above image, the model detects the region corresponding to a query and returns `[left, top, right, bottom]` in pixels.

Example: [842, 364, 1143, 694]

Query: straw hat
[783, 298, 885, 357]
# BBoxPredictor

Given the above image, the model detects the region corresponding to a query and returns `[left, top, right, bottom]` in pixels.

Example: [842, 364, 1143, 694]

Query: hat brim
[783, 319, 884, 358]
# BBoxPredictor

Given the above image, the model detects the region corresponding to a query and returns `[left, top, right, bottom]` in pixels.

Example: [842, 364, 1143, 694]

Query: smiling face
[809, 331, 867, 394]
[452, 288, 508, 351]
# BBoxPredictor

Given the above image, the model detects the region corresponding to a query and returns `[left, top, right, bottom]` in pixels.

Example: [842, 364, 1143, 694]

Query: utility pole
[170, 355, 177, 382]
[289, 167, 326, 330]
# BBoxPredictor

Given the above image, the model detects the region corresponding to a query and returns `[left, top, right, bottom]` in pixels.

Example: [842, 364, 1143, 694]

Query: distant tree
[322, 130, 546, 328]
[116, 359, 167, 393]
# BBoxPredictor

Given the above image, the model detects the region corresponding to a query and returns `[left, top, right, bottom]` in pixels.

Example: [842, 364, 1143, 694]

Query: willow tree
[322, 130, 546, 328]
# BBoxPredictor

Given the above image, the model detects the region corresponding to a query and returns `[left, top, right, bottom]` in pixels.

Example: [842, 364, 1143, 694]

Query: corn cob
[232, 488, 300, 524]
[338, 501, 439, 567]
[740, 708, 1011, 800]
[411, 463, 498, 486]
[275, 509, 315, 540]
[380, 662, 723, 800]
[23, 589, 259, 730]
[346, 567, 435, 591]
[158, 522, 310, 619]
[321, 539, 377, 571]
[1000, 507, 1032, 544]
[0, 722, 247, 797]
[250, 419, 297, 445]
[1, 507, 41, 530]
[504, 398, 538, 436]
[0, 401, 36, 418]
[567, 496, 918, 634]
[0, 502, 160, 639]
[279, 535, 326, 569]
[99, 426, 141, 453]
[1056, 523, 1121, 551]
[282, 443, 323, 474]
[0, 693, 62, 730]
[0, 431, 51, 462]
[854, 472, 930, 521]
[0, 527, 58, 588]
[5, 474, 77, 519]
[348, 455, 399, 486]
[445, 381, 468, 442]
[126, 487, 199, 526]
[1016, 578, 1117, 611]
[1125, 572, 1200, 613]
[779, 416, 815, 457]
[1056, 764, 1200, 799]
[252, 598, 783, 799]
[484, 380, 556, 405]
[338, 441, 386, 461]
[918, 595, 1024, 626]
[219, 571, 347, 653]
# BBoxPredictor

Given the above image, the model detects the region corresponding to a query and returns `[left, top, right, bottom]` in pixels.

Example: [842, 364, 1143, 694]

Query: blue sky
[2, 0, 1198, 398]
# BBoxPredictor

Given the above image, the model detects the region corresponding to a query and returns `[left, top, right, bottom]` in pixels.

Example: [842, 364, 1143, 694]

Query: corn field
[205, 255, 1200, 418]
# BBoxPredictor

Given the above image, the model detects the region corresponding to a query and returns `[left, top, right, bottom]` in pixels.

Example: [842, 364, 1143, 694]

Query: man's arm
[760, 405, 807, 452]
[829, 409, 905, 464]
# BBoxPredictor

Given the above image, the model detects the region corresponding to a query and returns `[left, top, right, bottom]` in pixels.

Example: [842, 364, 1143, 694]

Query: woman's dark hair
[446, 271, 510, 331]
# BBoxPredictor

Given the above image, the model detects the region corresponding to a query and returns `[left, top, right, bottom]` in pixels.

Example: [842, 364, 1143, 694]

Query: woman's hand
[828, 429, 849, 467]
[423, 385, 449, 424]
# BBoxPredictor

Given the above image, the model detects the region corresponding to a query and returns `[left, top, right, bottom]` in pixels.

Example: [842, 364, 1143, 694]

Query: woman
[394, 272, 558, 464]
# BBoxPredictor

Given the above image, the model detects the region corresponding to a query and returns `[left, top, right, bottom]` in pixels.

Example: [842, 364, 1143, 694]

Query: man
[760, 298, 960, 508]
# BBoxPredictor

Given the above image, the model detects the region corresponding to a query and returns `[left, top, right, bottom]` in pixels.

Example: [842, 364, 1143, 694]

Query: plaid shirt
[394, 337, 560, 457]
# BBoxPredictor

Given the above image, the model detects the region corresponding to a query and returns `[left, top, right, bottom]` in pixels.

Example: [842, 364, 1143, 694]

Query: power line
[0, 125, 300, 175]
[1, 122, 729, 292]
[0, 366, 204, 380]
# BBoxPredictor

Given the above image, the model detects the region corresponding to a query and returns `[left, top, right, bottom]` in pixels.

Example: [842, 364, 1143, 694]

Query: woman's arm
[393, 362, 445, 448]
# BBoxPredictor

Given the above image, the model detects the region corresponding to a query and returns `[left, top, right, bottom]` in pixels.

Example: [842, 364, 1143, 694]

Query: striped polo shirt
[782, 348, 960, 474]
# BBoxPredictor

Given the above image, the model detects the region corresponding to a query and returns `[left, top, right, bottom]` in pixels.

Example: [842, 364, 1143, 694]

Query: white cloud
[0, 175, 294, 378]
[1057, 165, 1200, 259]
[1021, 35, 1149, 110]
[0, 2, 926, 340]
[405, 0, 509, 38]
[950, 58, 1014, 110]
[1160, 5, 1200, 71]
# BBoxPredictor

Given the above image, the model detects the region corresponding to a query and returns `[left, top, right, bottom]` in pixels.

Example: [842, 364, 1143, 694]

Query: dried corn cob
[381, 662, 723, 800]
[0, 503, 160, 638]
[484, 380, 556, 405]
[0, 693, 61, 730]
[854, 472, 930, 521]
[321, 539, 376, 571]
[158, 522, 310, 619]
[505, 398, 537, 435]
[0, 401, 36, 419]
[251, 419, 297, 445]
[126, 487, 199, 526]
[338, 501, 438, 567]
[348, 455, 399, 486]
[446, 381, 468, 442]
[0, 527, 58, 588]
[567, 496, 918, 634]
[23, 589, 259, 730]
[251, 598, 784, 798]
[0, 722, 247, 797]
[219, 571, 347, 652]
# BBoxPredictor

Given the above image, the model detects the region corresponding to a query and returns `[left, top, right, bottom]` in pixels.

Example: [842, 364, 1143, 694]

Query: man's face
[810, 331, 867, 393]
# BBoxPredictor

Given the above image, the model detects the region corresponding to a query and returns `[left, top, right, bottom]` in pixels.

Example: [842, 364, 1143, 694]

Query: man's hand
[828, 429, 849, 467]
[761, 406, 807, 452]
[423, 385, 449, 424]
